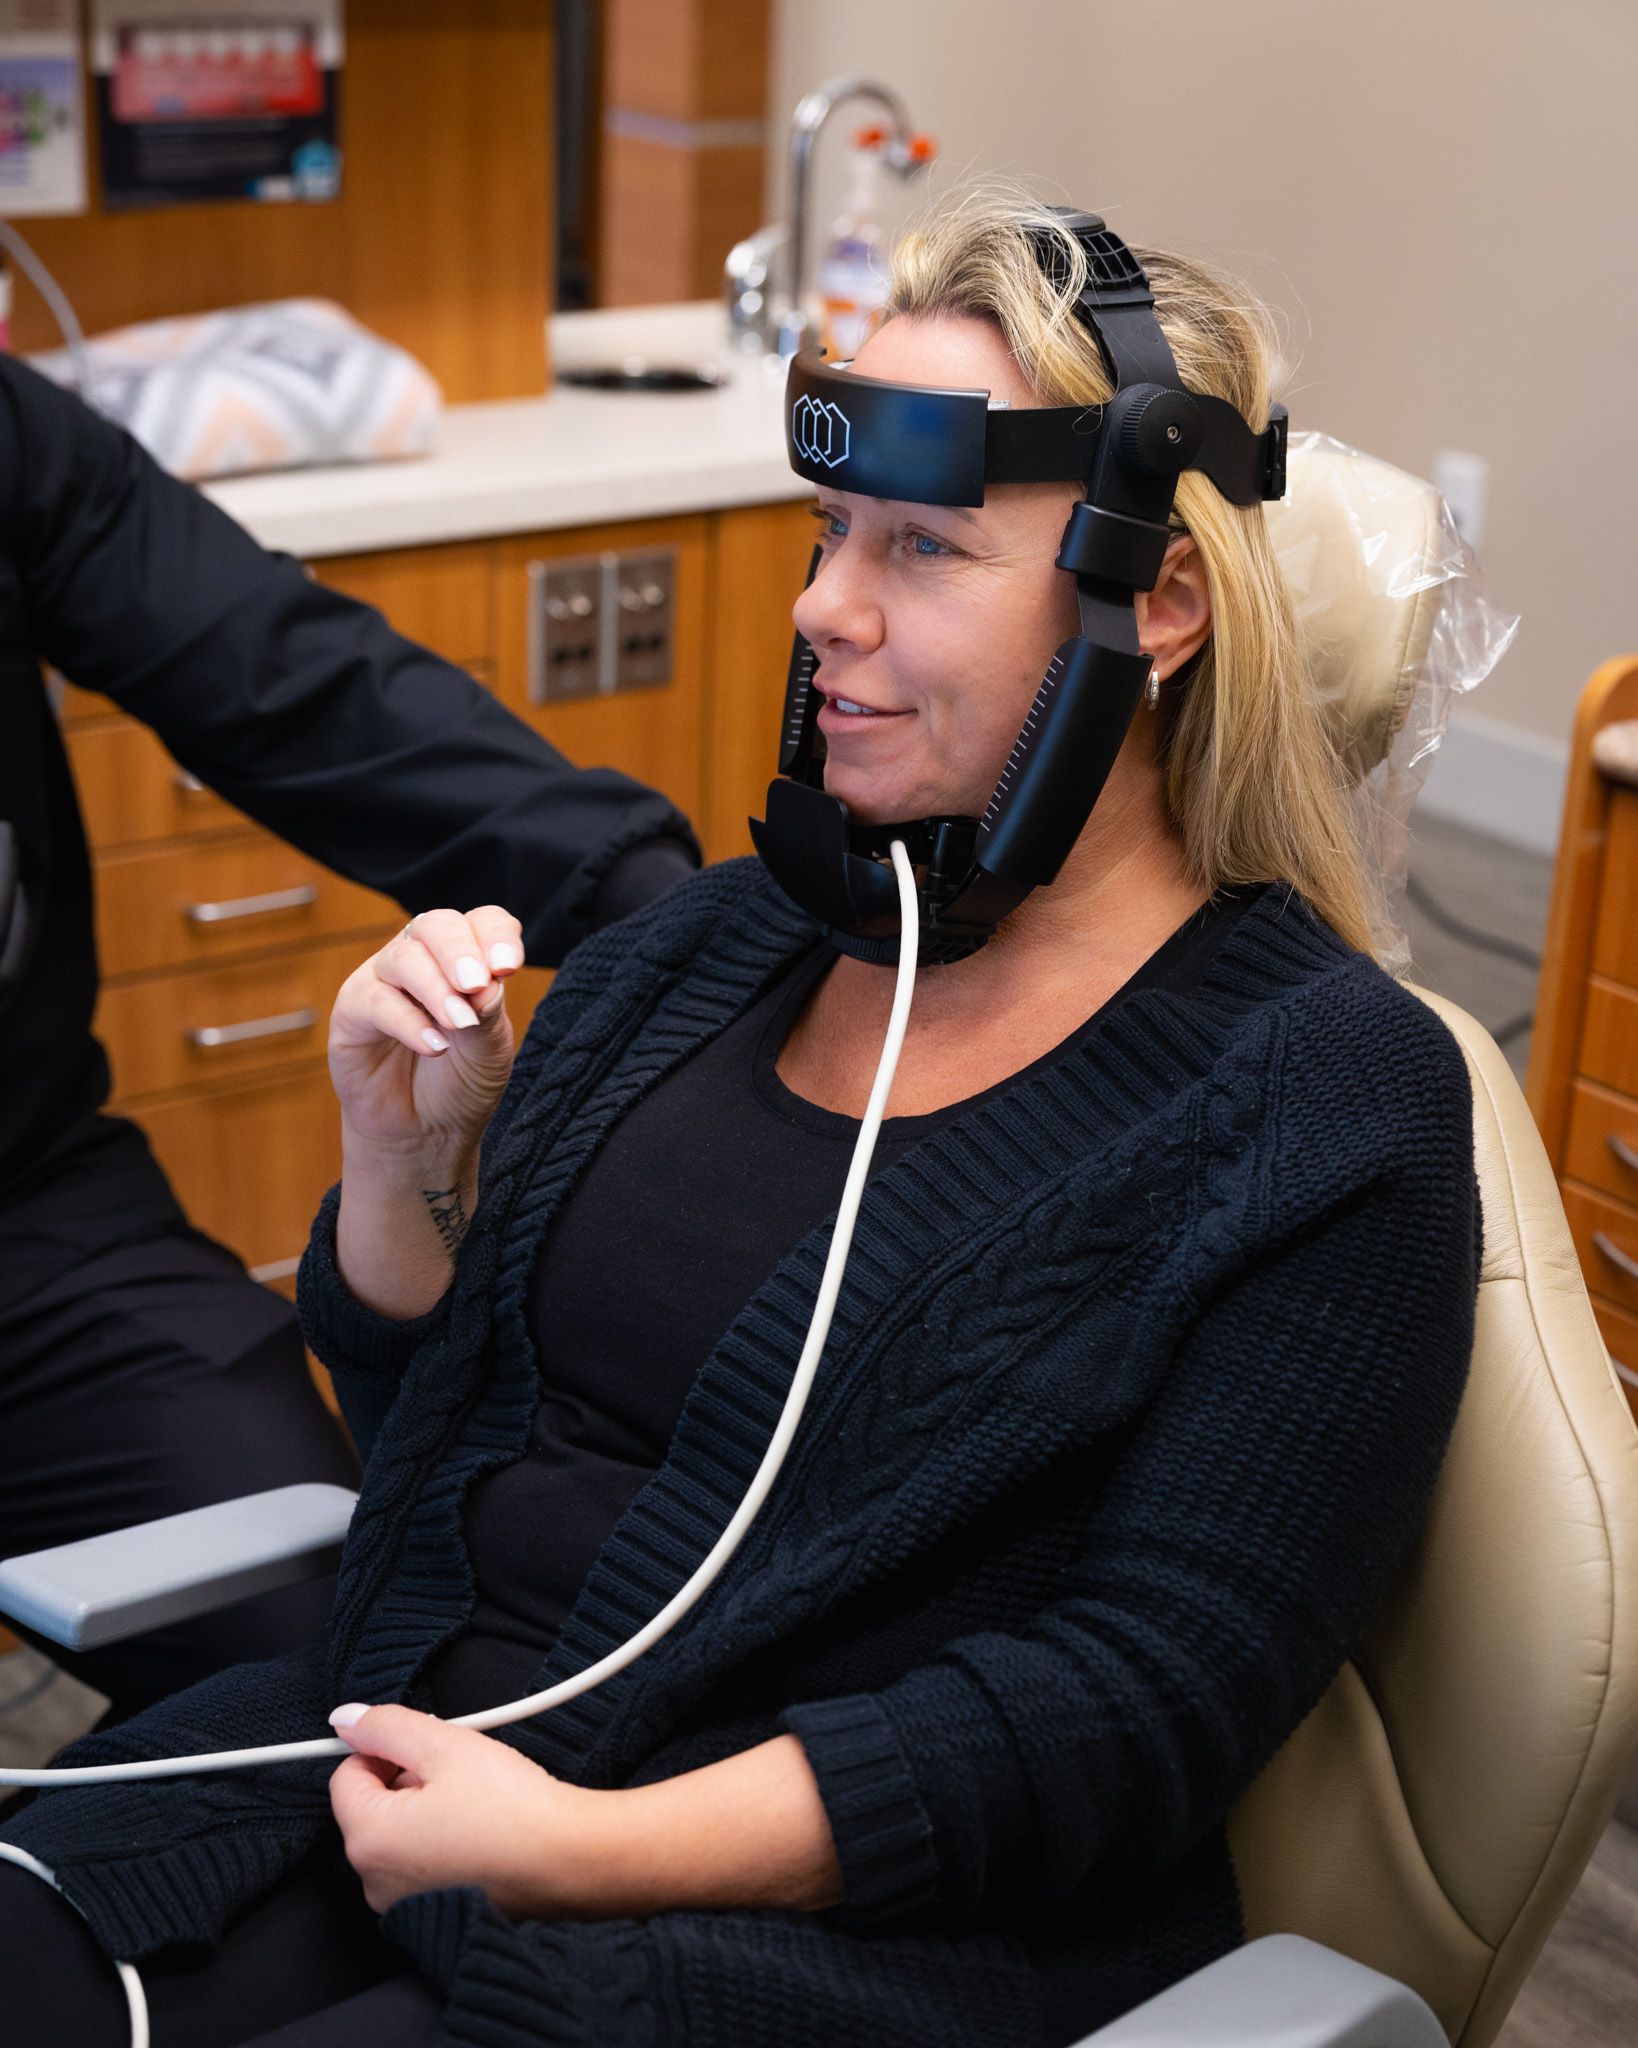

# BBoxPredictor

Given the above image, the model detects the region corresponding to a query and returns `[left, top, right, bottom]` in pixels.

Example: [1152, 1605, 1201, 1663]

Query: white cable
[0, 841, 921, 1799]
[0, 218, 99, 408]
[0, 1841, 150, 2047]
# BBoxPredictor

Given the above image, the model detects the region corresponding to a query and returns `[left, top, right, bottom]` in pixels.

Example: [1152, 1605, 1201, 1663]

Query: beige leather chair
[1214, 988, 1638, 2045]
[1082, 441, 1638, 2045]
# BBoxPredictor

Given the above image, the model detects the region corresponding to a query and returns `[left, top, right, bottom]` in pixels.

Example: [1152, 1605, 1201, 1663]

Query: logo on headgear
[792, 395, 851, 468]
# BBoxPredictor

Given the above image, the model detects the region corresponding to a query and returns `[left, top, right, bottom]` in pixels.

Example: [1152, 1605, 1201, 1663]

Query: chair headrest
[1265, 434, 1450, 782]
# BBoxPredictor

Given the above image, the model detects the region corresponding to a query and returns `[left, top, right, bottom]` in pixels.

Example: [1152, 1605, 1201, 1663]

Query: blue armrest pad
[1070, 1935, 1448, 2048]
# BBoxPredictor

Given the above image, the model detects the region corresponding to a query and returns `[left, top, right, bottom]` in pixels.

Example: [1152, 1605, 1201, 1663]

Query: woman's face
[791, 314, 1084, 825]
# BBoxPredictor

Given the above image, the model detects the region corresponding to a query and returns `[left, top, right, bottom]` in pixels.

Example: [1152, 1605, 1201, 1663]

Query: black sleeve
[0, 354, 699, 966]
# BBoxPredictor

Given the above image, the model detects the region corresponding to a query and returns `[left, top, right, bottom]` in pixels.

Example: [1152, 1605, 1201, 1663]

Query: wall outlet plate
[526, 547, 676, 703]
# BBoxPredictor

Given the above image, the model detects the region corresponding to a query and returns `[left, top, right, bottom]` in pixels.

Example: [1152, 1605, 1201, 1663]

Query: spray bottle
[818, 127, 891, 360]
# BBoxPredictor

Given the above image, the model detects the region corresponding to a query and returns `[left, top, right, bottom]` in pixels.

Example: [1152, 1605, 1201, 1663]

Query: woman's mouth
[816, 692, 911, 730]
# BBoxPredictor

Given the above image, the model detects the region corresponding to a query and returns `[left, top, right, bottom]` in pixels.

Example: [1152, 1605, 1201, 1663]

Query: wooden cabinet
[61, 497, 810, 1384]
[1526, 656, 1638, 1422]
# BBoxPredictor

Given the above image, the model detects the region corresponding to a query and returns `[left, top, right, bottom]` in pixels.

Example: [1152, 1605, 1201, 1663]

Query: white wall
[768, 0, 1637, 846]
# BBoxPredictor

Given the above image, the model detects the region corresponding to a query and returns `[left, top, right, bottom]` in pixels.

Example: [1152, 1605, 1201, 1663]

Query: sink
[557, 362, 725, 393]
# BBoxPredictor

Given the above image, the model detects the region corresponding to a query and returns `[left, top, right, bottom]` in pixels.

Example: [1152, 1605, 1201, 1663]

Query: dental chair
[4, 444, 1636, 2047]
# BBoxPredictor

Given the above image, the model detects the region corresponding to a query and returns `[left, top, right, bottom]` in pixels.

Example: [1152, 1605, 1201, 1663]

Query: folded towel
[30, 297, 442, 480]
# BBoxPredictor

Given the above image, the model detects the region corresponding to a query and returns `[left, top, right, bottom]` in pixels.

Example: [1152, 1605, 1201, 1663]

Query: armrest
[0, 1484, 358, 1650]
[1071, 1935, 1448, 2047]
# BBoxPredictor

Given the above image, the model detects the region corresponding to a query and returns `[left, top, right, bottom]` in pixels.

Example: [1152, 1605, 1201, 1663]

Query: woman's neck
[777, 749, 1208, 1118]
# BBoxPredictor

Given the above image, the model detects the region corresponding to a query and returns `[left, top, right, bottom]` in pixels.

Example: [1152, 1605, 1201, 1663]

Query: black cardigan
[3, 862, 1481, 2047]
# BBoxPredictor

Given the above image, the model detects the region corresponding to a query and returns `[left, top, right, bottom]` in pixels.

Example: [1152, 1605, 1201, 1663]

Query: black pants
[0, 1220, 359, 1716]
[0, 1853, 443, 2046]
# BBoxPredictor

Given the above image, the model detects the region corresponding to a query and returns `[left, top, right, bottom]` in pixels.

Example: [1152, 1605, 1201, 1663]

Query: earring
[1144, 664, 1160, 710]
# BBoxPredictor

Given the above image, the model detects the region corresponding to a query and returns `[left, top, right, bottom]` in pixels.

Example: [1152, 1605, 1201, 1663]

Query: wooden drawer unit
[96, 934, 377, 1100]
[64, 716, 249, 851]
[1561, 1181, 1638, 1319]
[96, 833, 398, 978]
[1564, 1079, 1638, 1209]
[135, 1064, 344, 1282]
[1579, 978, 1638, 1102]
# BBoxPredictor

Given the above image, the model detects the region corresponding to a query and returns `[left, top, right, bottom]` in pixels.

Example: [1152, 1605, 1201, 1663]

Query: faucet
[723, 76, 931, 358]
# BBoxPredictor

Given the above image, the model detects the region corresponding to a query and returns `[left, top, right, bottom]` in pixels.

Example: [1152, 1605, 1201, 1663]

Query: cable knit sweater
[1, 860, 1480, 2047]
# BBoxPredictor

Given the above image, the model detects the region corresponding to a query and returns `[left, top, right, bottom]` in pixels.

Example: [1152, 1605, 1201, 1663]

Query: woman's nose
[792, 546, 884, 656]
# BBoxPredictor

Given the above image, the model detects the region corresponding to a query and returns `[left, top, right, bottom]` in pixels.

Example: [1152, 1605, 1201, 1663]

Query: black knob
[1116, 388, 1204, 478]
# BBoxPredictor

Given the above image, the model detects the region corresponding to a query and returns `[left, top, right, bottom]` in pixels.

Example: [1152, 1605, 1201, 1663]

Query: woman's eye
[806, 508, 954, 559]
[908, 531, 951, 558]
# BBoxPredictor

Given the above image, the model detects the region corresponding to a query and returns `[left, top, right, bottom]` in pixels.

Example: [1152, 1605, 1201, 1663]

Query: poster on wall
[0, 0, 88, 216]
[90, 0, 343, 210]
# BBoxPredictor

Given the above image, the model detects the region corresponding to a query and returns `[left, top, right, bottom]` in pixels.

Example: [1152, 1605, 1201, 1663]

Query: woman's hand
[328, 1704, 844, 1921]
[328, 908, 525, 1318]
[328, 906, 524, 1164]
[328, 1705, 611, 1920]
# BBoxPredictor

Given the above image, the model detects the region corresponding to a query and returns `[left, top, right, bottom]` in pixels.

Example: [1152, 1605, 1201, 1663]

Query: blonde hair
[884, 186, 1375, 954]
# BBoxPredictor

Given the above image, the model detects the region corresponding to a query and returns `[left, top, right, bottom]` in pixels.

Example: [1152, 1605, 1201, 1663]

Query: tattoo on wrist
[422, 1184, 471, 1260]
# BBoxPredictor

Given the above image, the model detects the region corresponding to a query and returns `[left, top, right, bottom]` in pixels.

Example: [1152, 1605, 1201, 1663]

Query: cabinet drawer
[1590, 1296, 1638, 1423]
[65, 716, 248, 850]
[1591, 788, 1638, 989]
[1580, 978, 1638, 1101]
[96, 934, 378, 1100]
[1564, 1079, 1638, 1210]
[1562, 1180, 1638, 1316]
[96, 834, 398, 978]
[134, 1064, 343, 1278]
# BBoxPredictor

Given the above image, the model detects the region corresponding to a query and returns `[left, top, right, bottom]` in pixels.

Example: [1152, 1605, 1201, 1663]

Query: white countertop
[203, 303, 809, 560]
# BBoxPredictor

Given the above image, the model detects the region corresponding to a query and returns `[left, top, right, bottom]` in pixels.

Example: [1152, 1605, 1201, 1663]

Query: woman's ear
[1134, 535, 1211, 681]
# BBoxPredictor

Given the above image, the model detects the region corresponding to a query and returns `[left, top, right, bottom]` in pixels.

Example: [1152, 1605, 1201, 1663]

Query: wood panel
[136, 1063, 343, 1276]
[598, 135, 765, 307]
[492, 514, 709, 824]
[701, 499, 815, 861]
[604, 0, 769, 123]
[95, 832, 397, 978]
[10, 0, 554, 404]
[1591, 788, 1638, 990]
[310, 540, 497, 670]
[1581, 979, 1638, 1104]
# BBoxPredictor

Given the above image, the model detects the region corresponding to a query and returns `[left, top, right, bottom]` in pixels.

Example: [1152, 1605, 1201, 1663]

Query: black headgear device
[749, 209, 1289, 964]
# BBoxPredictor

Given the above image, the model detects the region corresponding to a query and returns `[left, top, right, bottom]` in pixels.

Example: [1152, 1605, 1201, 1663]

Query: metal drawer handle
[173, 769, 207, 794]
[1593, 1230, 1638, 1284]
[1608, 1133, 1638, 1175]
[186, 1006, 317, 1050]
[185, 884, 317, 925]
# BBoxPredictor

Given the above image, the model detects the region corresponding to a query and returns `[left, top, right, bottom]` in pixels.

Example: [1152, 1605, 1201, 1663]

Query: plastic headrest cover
[1266, 434, 1447, 782]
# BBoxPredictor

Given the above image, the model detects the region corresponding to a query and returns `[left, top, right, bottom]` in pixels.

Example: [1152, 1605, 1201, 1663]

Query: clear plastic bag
[1266, 430, 1520, 975]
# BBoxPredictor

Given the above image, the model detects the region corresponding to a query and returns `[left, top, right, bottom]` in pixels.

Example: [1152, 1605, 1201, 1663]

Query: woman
[0, 194, 1479, 2048]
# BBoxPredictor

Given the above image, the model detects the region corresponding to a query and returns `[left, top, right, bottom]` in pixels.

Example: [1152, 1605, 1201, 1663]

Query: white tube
[0, 841, 921, 1792]
[0, 1841, 150, 2047]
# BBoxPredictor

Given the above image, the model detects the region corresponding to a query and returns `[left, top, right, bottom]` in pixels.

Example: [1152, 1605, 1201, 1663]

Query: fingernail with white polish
[453, 956, 487, 991]
[329, 1702, 370, 1730]
[488, 943, 521, 972]
[445, 994, 480, 1029]
[422, 1028, 450, 1053]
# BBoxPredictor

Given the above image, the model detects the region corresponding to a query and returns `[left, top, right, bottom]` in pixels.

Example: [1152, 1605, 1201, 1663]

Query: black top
[428, 885, 1264, 1716]
[0, 354, 696, 1312]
